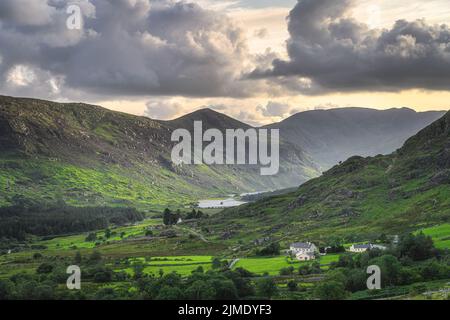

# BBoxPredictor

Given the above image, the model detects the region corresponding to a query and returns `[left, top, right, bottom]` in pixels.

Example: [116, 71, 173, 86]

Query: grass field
[115, 256, 214, 276]
[37, 219, 162, 250]
[114, 254, 342, 277]
[232, 254, 341, 275]
[416, 224, 450, 249]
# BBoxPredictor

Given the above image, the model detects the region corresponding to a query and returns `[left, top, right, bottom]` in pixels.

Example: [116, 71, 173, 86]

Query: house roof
[353, 244, 372, 249]
[291, 242, 314, 249]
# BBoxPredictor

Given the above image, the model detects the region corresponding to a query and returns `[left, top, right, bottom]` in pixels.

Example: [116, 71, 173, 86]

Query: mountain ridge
[265, 107, 446, 170]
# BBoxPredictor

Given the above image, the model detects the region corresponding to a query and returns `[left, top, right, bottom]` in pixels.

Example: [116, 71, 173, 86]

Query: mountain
[0, 96, 319, 209]
[164, 108, 252, 131]
[204, 111, 450, 243]
[266, 108, 446, 170]
[164, 108, 320, 188]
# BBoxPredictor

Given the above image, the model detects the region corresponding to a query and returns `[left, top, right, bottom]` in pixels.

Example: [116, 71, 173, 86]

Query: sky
[0, 0, 450, 125]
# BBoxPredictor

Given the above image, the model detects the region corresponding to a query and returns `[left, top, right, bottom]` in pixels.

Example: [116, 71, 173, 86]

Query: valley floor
[0, 215, 448, 300]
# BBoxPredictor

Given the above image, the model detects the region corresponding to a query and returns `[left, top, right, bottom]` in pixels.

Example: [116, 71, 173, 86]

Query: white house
[349, 244, 372, 253]
[296, 252, 316, 261]
[290, 242, 317, 255]
[349, 243, 387, 253]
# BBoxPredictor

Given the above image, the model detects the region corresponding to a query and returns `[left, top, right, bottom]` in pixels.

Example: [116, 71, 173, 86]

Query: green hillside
[204, 111, 450, 243]
[0, 96, 319, 210]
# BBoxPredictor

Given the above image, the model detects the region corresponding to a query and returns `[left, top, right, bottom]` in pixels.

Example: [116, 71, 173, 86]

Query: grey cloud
[0, 0, 55, 26]
[145, 100, 183, 119]
[257, 101, 291, 117]
[251, 0, 450, 93]
[254, 28, 268, 39]
[0, 0, 252, 99]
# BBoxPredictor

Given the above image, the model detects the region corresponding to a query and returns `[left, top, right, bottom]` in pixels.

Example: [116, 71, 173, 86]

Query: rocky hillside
[0, 96, 319, 209]
[205, 111, 450, 242]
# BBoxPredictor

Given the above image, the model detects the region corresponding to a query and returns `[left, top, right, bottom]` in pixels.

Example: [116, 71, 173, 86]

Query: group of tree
[256, 243, 280, 256]
[162, 208, 207, 226]
[0, 251, 282, 300]
[186, 209, 205, 220]
[313, 232, 449, 300]
[0, 204, 144, 240]
[162, 208, 181, 226]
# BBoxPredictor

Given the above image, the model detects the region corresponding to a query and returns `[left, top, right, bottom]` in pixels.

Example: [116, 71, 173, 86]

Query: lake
[197, 198, 247, 209]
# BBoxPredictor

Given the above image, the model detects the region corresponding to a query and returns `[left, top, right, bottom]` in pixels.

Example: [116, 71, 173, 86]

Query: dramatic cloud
[251, 0, 450, 93]
[0, 0, 255, 99]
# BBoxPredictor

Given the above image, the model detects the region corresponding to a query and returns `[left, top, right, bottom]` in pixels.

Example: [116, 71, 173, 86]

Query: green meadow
[417, 224, 450, 249]
[232, 254, 341, 275]
[38, 219, 162, 250]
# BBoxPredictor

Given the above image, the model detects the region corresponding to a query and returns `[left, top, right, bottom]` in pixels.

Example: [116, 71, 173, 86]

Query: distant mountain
[163, 108, 320, 188]
[266, 108, 446, 170]
[0, 96, 319, 209]
[205, 111, 450, 242]
[165, 108, 252, 131]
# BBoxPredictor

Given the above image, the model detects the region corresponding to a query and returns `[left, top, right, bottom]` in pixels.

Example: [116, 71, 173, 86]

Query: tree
[193, 266, 204, 274]
[212, 279, 238, 300]
[93, 268, 113, 283]
[88, 250, 102, 264]
[95, 288, 117, 300]
[336, 254, 355, 268]
[257, 243, 280, 256]
[211, 257, 224, 270]
[133, 264, 145, 280]
[0, 279, 14, 300]
[33, 253, 43, 260]
[287, 280, 298, 292]
[105, 228, 111, 239]
[224, 270, 255, 298]
[34, 285, 55, 300]
[156, 286, 184, 300]
[85, 233, 97, 242]
[37, 262, 53, 274]
[314, 281, 348, 300]
[185, 280, 216, 300]
[256, 278, 278, 299]
[370, 254, 402, 286]
[298, 264, 311, 276]
[420, 260, 447, 280]
[398, 233, 436, 261]
[279, 266, 294, 276]
[74, 252, 82, 264]
[163, 208, 178, 226]
[344, 270, 367, 292]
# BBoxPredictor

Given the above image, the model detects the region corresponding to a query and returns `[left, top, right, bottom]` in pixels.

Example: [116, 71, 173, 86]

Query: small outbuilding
[296, 252, 316, 261]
